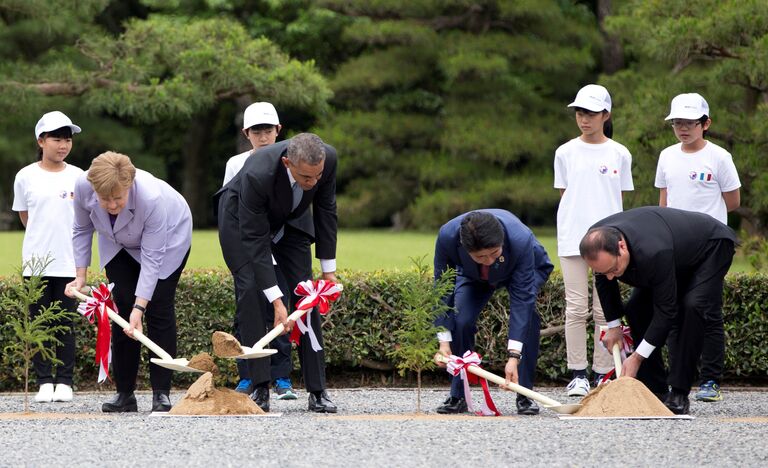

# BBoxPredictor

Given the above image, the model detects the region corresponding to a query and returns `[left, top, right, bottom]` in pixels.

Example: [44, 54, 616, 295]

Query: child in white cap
[12, 111, 84, 403]
[554, 84, 634, 397]
[654, 92, 741, 403]
[221, 102, 298, 403]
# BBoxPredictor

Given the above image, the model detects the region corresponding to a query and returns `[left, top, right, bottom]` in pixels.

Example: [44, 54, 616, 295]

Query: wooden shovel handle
[68, 287, 174, 361]
[249, 283, 343, 350]
[436, 354, 562, 407]
[612, 343, 622, 377]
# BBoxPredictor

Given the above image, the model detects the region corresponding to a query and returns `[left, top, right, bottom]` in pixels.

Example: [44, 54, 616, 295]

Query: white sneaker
[34, 383, 55, 403]
[566, 377, 590, 397]
[52, 383, 73, 402]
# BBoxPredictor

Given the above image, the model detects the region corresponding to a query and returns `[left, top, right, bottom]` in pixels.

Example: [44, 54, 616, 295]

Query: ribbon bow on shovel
[289, 279, 343, 351]
[598, 325, 634, 384]
[446, 351, 501, 416]
[76, 283, 115, 383]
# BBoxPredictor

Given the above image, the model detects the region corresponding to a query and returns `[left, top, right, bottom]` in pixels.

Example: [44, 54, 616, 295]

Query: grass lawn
[0, 229, 754, 276]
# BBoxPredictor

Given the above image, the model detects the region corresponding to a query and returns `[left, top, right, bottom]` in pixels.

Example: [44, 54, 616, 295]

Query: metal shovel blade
[150, 357, 206, 373]
[542, 403, 582, 415]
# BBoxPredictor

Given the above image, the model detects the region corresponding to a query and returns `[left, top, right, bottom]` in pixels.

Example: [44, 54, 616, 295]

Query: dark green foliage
[1, 268, 764, 391]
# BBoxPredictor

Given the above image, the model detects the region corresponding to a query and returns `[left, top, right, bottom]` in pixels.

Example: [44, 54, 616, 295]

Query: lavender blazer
[72, 169, 192, 301]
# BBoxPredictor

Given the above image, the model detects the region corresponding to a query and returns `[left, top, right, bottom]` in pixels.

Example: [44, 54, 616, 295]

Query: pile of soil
[187, 352, 219, 374]
[574, 376, 674, 417]
[169, 372, 264, 416]
[212, 331, 243, 357]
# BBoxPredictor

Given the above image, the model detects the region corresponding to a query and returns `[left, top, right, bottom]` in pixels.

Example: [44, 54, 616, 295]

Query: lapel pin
[499, 256, 505, 263]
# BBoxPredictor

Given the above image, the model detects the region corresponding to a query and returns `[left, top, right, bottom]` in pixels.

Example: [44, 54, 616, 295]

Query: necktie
[480, 264, 489, 281]
[291, 182, 303, 212]
[274, 182, 303, 244]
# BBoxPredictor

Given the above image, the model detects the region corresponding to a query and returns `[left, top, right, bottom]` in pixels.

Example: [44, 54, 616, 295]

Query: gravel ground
[1, 386, 766, 467]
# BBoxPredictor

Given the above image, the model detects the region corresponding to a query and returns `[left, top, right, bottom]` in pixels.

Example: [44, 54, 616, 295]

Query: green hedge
[1, 270, 766, 391]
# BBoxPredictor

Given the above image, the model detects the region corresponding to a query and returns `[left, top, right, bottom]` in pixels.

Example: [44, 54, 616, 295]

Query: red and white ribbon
[446, 351, 501, 416]
[598, 325, 634, 384]
[77, 283, 115, 383]
[289, 279, 342, 351]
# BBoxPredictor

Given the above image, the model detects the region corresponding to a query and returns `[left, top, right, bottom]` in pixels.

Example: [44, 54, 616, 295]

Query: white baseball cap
[35, 111, 82, 139]
[665, 93, 709, 120]
[568, 84, 612, 112]
[242, 102, 280, 129]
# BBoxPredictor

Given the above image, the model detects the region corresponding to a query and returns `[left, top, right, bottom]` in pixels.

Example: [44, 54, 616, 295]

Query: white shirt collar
[285, 166, 297, 186]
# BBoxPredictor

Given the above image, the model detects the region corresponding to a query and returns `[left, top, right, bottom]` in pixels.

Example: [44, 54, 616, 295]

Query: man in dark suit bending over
[579, 206, 736, 414]
[433, 209, 553, 415]
[216, 133, 338, 413]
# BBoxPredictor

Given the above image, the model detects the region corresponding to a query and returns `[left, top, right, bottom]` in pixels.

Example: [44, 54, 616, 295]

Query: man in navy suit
[434, 209, 553, 415]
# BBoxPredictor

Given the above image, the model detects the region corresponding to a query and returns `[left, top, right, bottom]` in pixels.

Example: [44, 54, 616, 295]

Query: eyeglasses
[669, 119, 701, 130]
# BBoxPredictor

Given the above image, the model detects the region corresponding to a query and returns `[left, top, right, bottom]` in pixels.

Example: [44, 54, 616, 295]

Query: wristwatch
[507, 350, 522, 360]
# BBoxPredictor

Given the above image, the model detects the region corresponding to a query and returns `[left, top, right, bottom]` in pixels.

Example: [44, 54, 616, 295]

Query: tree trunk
[417, 370, 422, 413]
[181, 110, 217, 227]
[24, 351, 29, 414]
[598, 0, 624, 75]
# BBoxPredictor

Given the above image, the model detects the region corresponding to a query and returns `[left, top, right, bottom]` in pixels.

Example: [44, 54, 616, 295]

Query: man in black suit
[216, 133, 338, 413]
[579, 206, 736, 414]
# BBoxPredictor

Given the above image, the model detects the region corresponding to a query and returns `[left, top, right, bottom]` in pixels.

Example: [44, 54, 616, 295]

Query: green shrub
[1, 269, 765, 391]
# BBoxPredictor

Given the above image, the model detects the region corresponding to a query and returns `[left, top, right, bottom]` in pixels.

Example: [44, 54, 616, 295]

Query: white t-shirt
[12, 162, 84, 277]
[223, 150, 251, 186]
[554, 138, 634, 256]
[654, 141, 741, 225]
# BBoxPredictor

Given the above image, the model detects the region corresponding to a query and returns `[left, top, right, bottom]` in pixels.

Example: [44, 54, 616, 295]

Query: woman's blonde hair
[87, 151, 136, 196]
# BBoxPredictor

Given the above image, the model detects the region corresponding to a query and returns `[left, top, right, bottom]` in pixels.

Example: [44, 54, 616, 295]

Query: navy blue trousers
[448, 276, 541, 398]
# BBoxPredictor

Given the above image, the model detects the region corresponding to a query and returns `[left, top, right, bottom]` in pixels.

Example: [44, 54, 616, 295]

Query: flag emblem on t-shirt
[690, 171, 713, 182]
[599, 165, 608, 174]
[59, 190, 68, 199]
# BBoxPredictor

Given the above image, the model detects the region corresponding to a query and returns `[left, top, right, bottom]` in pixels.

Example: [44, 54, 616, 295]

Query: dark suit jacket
[215, 138, 338, 292]
[434, 209, 554, 342]
[593, 206, 736, 347]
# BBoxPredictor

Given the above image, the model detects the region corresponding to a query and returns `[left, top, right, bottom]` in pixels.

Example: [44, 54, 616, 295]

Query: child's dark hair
[574, 107, 613, 139]
[247, 123, 279, 133]
[36, 126, 73, 160]
[700, 115, 709, 138]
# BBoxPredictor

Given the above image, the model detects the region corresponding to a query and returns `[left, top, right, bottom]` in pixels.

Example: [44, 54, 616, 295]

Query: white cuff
[263, 285, 283, 303]
[437, 331, 452, 342]
[606, 319, 622, 328]
[320, 259, 336, 273]
[635, 340, 656, 359]
[508, 340, 523, 352]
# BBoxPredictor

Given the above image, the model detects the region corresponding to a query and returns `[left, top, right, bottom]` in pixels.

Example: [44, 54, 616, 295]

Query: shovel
[436, 354, 581, 415]
[600, 326, 623, 377]
[69, 287, 204, 373]
[231, 283, 343, 359]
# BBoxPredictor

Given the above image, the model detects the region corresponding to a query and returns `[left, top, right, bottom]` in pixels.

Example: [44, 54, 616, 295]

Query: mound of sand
[574, 376, 674, 417]
[169, 372, 264, 415]
[212, 331, 243, 357]
[187, 352, 219, 374]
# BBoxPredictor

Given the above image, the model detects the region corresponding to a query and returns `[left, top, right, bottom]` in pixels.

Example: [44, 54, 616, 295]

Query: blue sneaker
[695, 380, 723, 402]
[274, 377, 297, 400]
[235, 379, 253, 394]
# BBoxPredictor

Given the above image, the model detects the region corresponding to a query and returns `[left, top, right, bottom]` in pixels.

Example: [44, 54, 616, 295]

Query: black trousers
[235, 225, 326, 392]
[624, 239, 734, 394]
[27, 276, 77, 386]
[105, 249, 188, 393]
[232, 284, 293, 382]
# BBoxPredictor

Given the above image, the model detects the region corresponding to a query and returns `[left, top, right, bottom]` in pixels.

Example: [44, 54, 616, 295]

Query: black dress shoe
[516, 396, 540, 416]
[664, 391, 690, 415]
[436, 396, 468, 414]
[308, 391, 337, 413]
[102, 392, 138, 413]
[249, 386, 270, 412]
[152, 391, 172, 412]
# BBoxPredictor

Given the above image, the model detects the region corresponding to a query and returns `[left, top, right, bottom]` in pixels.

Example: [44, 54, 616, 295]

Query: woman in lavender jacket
[66, 151, 192, 413]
